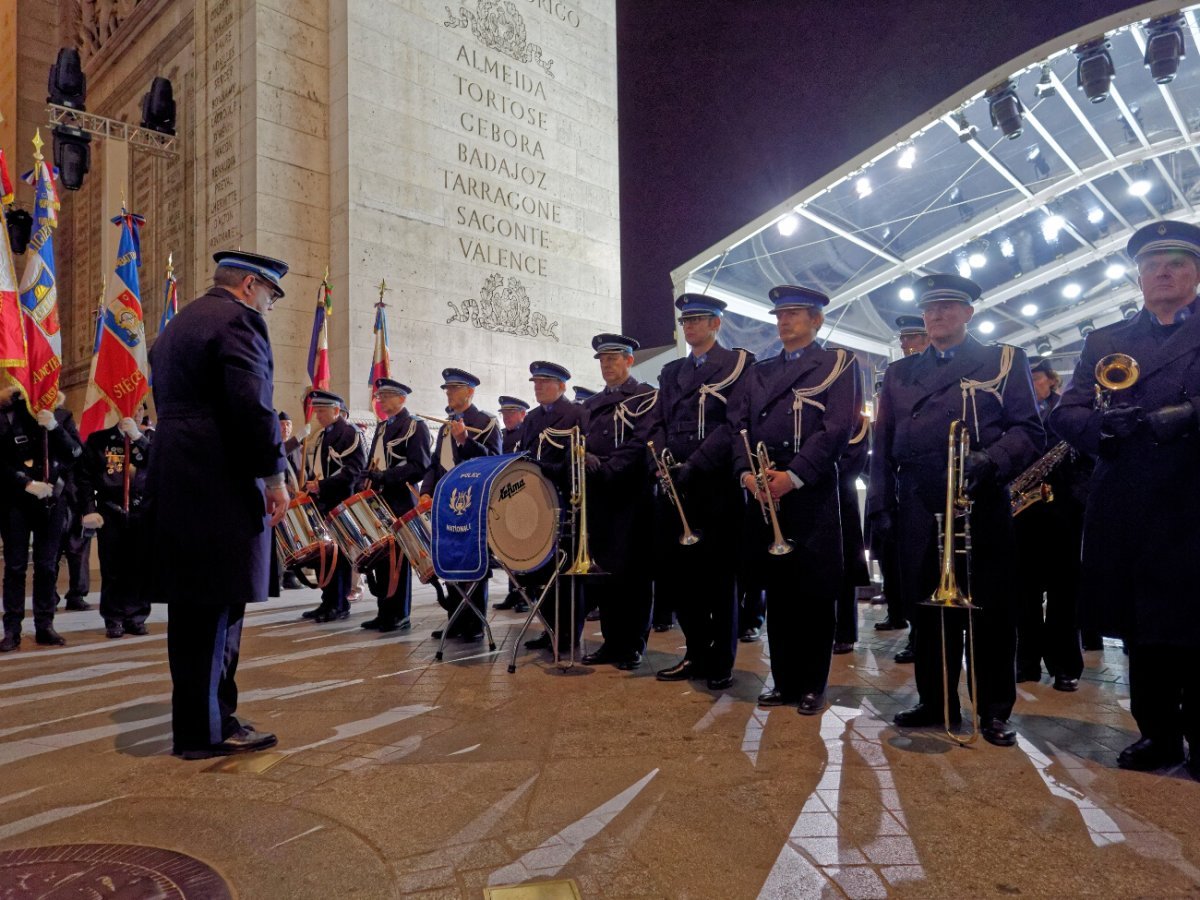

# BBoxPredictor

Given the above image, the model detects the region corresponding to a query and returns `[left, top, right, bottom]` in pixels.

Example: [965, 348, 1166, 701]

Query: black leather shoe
[514, 601, 530, 613]
[757, 688, 793, 707]
[1117, 737, 1184, 771]
[378, 617, 410, 633]
[525, 633, 552, 650]
[740, 627, 762, 643]
[1053, 675, 1079, 693]
[893, 647, 916, 664]
[894, 703, 961, 728]
[361, 617, 382, 630]
[1016, 666, 1042, 683]
[35, 627, 66, 646]
[874, 618, 906, 631]
[582, 646, 616, 666]
[175, 728, 279, 761]
[301, 606, 322, 620]
[616, 651, 643, 671]
[656, 659, 701, 681]
[652, 622, 674, 633]
[493, 593, 522, 610]
[832, 641, 854, 655]
[105, 623, 125, 639]
[797, 692, 827, 716]
[0, 632, 19, 652]
[124, 622, 149, 636]
[981, 718, 1017, 747]
[65, 597, 92, 611]
[707, 673, 734, 690]
[333, 608, 350, 621]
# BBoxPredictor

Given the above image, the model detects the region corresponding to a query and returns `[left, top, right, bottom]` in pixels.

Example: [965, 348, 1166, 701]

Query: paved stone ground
[0, 577, 1197, 899]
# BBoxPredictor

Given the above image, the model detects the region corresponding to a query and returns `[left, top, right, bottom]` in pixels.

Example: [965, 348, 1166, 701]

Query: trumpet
[648, 441, 700, 545]
[1094, 353, 1140, 410]
[921, 419, 979, 746]
[739, 429, 793, 556]
[418, 412, 485, 435]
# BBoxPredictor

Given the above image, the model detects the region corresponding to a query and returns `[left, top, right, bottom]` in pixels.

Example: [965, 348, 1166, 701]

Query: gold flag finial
[31, 129, 44, 161]
[166, 251, 174, 275]
[323, 265, 330, 283]
[376, 278, 391, 305]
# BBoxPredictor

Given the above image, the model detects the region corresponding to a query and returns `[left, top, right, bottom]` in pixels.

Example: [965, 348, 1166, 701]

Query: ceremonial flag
[15, 130, 61, 413]
[159, 252, 177, 332]
[77, 282, 105, 436]
[0, 148, 13, 206]
[79, 207, 150, 439]
[0, 197, 27, 399]
[304, 269, 332, 420]
[369, 290, 391, 420]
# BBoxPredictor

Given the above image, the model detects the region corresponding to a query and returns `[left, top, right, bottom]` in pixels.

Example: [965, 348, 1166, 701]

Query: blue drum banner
[431, 452, 524, 581]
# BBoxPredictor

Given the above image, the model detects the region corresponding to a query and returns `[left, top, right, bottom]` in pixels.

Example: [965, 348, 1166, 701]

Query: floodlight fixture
[51, 124, 91, 191]
[1075, 37, 1115, 103]
[5, 207, 32, 255]
[47, 47, 85, 110]
[986, 80, 1024, 139]
[140, 77, 176, 135]
[1120, 301, 1139, 320]
[1144, 14, 1186, 84]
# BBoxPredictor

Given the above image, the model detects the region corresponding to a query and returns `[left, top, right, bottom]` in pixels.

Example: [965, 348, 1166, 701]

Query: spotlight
[986, 80, 1023, 139]
[140, 76, 176, 135]
[1075, 37, 1115, 103]
[51, 124, 91, 191]
[899, 285, 915, 302]
[1087, 207, 1105, 224]
[1027, 144, 1051, 179]
[4, 207, 32, 255]
[1079, 319, 1096, 337]
[952, 112, 976, 143]
[999, 237, 1015, 258]
[1105, 262, 1126, 280]
[1035, 63, 1057, 98]
[1062, 282, 1083, 299]
[1120, 301, 1139, 320]
[777, 214, 798, 237]
[1041, 215, 1066, 243]
[1022, 303, 1039, 317]
[949, 186, 975, 223]
[1035, 337, 1053, 355]
[967, 241, 987, 268]
[1129, 178, 1152, 197]
[856, 177, 872, 199]
[1144, 14, 1186, 84]
[47, 47, 86, 110]
[897, 145, 916, 170]
[977, 320, 996, 335]
[956, 257, 973, 279]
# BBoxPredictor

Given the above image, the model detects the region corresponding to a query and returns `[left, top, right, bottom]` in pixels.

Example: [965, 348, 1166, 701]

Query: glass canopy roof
[675, 3, 1200, 371]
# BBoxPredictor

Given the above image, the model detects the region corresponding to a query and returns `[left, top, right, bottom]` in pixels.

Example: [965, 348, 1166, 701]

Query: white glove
[300, 423, 311, 438]
[118, 417, 140, 439]
[82, 512, 104, 530]
[36, 409, 57, 431]
[24, 480, 53, 499]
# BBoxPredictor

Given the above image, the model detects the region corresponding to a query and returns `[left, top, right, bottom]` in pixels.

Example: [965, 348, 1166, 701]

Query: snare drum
[487, 459, 560, 574]
[275, 493, 335, 568]
[394, 500, 436, 584]
[327, 489, 397, 571]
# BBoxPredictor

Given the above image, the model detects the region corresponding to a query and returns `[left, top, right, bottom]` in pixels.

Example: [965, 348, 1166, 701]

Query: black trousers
[739, 577, 766, 633]
[320, 554, 352, 614]
[879, 535, 907, 628]
[760, 543, 839, 697]
[436, 577, 488, 636]
[589, 573, 652, 657]
[60, 508, 92, 602]
[1013, 505, 1084, 680]
[168, 601, 246, 750]
[370, 554, 412, 622]
[97, 510, 150, 627]
[2, 496, 66, 633]
[1128, 643, 1200, 748]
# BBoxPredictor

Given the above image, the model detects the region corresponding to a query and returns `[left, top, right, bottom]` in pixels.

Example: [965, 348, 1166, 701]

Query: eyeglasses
[251, 277, 282, 309]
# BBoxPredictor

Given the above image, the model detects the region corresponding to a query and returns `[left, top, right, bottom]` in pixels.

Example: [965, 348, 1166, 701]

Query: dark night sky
[616, 0, 1142, 348]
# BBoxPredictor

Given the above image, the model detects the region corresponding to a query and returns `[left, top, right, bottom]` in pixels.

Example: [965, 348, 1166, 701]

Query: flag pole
[32, 132, 49, 482]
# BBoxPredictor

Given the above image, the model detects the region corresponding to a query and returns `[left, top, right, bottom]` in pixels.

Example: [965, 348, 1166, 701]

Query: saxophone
[1008, 440, 1074, 516]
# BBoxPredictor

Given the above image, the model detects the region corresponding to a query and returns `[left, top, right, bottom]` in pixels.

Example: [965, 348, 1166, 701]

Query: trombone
[647, 440, 700, 545]
[921, 419, 979, 746]
[739, 429, 793, 556]
[1094, 353, 1140, 409]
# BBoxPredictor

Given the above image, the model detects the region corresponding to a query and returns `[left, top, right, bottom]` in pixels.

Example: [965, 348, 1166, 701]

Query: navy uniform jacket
[501, 423, 523, 454]
[0, 403, 82, 506]
[582, 377, 656, 575]
[516, 395, 586, 495]
[420, 404, 500, 496]
[729, 347, 861, 558]
[79, 425, 151, 515]
[147, 286, 286, 606]
[1050, 303, 1200, 645]
[309, 417, 367, 513]
[365, 408, 431, 517]
[839, 414, 872, 587]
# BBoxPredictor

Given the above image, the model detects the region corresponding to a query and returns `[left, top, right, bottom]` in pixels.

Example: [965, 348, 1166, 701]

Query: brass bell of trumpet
[1094, 353, 1140, 409]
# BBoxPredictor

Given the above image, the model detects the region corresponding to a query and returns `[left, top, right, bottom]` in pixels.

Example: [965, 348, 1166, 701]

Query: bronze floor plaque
[203, 750, 289, 775]
[0, 844, 232, 898]
[484, 878, 583, 900]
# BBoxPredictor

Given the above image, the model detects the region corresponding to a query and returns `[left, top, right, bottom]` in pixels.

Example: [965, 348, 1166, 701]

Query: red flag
[15, 131, 61, 413]
[369, 288, 391, 420]
[304, 270, 332, 421]
[0, 148, 13, 206]
[0, 202, 27, 398]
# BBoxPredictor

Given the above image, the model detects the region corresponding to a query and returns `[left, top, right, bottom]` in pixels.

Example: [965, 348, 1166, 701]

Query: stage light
[897, 145, 916, 169]
[1120, 301, 1139, 320]
[1079, 319, 1096, 337]
[777, 214, 799, 237]
[856, 177, 872, 199]
[949, 186, 975, 222]
[1129, 177, 1152, 197]
[140, 77, 176, 135]
[899, 285, 915, 302]
[977, 320, 996, 335]
[1075, 37, 1115, 104]
[968, 250, 987, 269]
[47, 47, 86, 110]
[1062, 282, 1083, 299]
[956, 257, 973, 279]
[952, 112, 976, 143]
[1035, 64, 1057, 98]
[1144, 14, 1186, 84]
[999, 237, 1015, 258]
[1087, 207, 1105, 224]
[1035, 337, 1053, 355]
[4, 207, 32, 255]
[1027, 144, 1051, 179]
[51, 125, 91, 191]
[986, 80, 1024, 139]
[1022, 303, 1038, 317]
[1041, 215, 1066, 242]
[1105, 262, 1126, 280]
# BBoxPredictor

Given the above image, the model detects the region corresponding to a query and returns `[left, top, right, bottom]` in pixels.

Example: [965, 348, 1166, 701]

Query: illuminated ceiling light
[777, 214, 799, 237]
[968, 250, 987, 268]
[1035, 63, 1057, 98]
[855, 177, 872, 198]
[1144, 13, 1186, 84]
[898, 285, 915, 302]
[952, 111, 977, 143]
[1062, 282, 1083, 299]
[1105, 262, 1126, 280]
[1120, 301, 1139, 319]
[897, 145, 916, 169]
[1021, 303, 1039, 316]
[1075, 37, 1116, 104]
[986, 79, 1024, 139]
[1128, 178, 1152, 197]
[1041, 215, 1066, 242]
[999, 237, 1015, 258]
[977, 320, 996, 335]
[956, 257, 973, 279]
[1087, 207, 1105, 224]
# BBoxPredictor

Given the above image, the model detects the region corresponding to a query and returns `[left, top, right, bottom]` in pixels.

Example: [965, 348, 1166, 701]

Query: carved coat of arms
[444, 0, 555, 78]
[447, 273, 559, 341]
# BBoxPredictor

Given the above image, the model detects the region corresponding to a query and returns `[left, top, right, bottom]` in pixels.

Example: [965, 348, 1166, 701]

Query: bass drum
[486, 459, 560, 574]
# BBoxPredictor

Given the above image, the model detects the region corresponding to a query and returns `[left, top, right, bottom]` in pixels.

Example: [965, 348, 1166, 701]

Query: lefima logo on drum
[499, 479, 526, 500]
